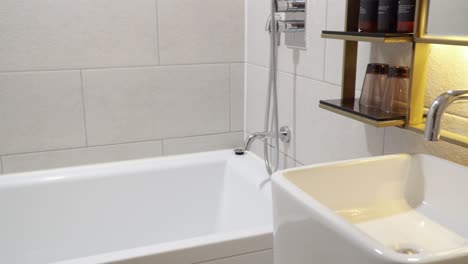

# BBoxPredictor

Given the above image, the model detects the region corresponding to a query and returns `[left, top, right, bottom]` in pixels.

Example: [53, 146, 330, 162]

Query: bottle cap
[366, 63, 390, 74]
[388, 66, 410, 78]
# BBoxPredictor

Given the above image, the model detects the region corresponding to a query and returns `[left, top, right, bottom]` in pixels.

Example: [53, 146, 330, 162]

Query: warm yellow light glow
[429, 44, 468, 60]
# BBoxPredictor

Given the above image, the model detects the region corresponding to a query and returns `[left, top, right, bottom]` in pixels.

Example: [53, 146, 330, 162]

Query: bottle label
[377, 0, 398, 32]
[398, 1, 416, 22]
[360, 0, 378, 21]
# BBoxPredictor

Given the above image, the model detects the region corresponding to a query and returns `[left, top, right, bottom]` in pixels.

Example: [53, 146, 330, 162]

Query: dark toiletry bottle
[378, 0, 398, 32]
[359, 0, 379, 32]
[397, 0, 416, 33]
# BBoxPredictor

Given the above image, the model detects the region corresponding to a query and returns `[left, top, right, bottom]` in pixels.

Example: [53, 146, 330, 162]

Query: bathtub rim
[0, 149, 269, 188]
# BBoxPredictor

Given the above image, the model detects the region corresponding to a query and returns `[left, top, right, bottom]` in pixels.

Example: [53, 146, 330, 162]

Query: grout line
[293, 73, 297, 161]
[242, 62, 247, 133]
[192, 248, 272, 264]
[1, 132, 242, 157]
[229, 64, 232, 132]
[0, 62, 245, 74]
[0, 157, 4, 174]
[154, 0, 161, 65]
[246, 62, 342, 88]
[79, 70, 89, 146]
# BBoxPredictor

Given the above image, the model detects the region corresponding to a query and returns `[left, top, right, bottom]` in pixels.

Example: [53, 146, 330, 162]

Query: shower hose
[264, 0, 280, 176]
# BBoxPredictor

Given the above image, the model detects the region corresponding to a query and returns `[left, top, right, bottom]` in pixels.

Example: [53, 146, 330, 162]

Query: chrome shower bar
[276, 0, 306, 12]
[278, 20, 305, 33]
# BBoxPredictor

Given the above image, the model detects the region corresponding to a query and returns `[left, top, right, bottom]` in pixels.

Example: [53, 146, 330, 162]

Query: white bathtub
[0, 150, 273, 264]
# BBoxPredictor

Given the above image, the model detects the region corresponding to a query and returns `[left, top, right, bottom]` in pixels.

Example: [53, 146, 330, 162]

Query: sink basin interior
[283, 154, 468, 256]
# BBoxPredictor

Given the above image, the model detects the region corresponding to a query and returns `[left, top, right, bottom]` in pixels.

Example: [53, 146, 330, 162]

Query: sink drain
[395, 248, 420, 255]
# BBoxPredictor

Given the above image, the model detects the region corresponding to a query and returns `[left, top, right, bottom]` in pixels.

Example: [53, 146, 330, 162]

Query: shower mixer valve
[268, 0, 306, 37]
[276, 0, 306, 12]
[266, 13, 305, 33]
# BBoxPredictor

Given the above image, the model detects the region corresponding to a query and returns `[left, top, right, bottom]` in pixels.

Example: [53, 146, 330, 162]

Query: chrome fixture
[235, 0, 304, 176]
[424, 90, 468, 141]
[266, 16, 305, 33]
[234, 126, 291, 156]
[277, 20, 305, 33]
[276, 0, 306, 12]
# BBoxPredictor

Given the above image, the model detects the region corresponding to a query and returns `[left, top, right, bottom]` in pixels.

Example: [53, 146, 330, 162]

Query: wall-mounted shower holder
[272, 0, 307, 49]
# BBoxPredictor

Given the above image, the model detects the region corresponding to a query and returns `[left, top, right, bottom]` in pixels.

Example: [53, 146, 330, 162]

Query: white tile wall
[0, 0, 158, 71]
[0, 71, 86, 155]
[230, 63, 245, 131]
[245, 0, 385, 167]
[163, 132, 244, 156]
[158, 0, 245, 65]
[0, 0, 245, 173]
[295, 77, 384, 165]
[323, 0, 346, 85]
[82, 66, 163, 145]
[1, 0, 467, 173]
[1, 140, 163, 174]
[246, 64, 270, 134]
[82, 64, 231, 146]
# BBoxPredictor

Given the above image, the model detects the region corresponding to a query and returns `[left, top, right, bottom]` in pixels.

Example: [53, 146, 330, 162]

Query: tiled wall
[245, 0, 383, 168]
[245, 0, 468, 168]
[2, 0, 467, 175]
[0, 0, 245, 174]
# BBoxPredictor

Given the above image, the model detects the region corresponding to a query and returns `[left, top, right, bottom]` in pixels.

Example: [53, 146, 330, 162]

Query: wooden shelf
[319, 99, 406, 127]
[321, 31, 414, 43]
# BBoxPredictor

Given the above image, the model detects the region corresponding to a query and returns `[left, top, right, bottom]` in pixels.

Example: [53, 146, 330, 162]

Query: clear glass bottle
[360, 63, 390, 108]
[380, 66, 410, 114]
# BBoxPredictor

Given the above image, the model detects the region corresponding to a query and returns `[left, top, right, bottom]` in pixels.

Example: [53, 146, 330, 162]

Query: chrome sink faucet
[424, 90, 468, 141]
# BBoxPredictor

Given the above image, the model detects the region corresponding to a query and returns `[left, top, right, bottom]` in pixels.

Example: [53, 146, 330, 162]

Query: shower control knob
[279, 126, 291, 143]
[276, 0, 306, 12]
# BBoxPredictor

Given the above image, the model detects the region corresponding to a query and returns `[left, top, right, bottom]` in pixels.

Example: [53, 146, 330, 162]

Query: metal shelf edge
[321, 33, 413, 43]
[319, 103, 406, 128]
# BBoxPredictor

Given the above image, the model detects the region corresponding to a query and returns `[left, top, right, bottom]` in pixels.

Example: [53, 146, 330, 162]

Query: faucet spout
[424, 90, 468, 141]
[234, 126, 291, 155]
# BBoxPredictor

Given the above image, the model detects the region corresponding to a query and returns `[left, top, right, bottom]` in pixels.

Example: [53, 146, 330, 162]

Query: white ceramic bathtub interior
[0, 150, 273, 264]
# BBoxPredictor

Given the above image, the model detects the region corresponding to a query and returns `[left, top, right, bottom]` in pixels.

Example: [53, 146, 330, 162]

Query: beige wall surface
[0, 0, 246, 173]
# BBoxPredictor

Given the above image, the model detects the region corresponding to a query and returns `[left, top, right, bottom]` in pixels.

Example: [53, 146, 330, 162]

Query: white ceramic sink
[272, 154, 468, 264]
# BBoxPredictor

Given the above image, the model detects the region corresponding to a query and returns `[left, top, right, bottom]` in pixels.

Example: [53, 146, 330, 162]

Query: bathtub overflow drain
[395, 248, 420, 255]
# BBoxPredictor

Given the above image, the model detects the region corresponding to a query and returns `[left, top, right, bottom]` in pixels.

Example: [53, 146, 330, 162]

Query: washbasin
[272, 154, 468, 264]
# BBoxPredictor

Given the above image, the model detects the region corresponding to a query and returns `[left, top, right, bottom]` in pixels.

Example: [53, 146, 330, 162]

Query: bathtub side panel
[198, 249, 273, 264]
[110, 233, 273, 264]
